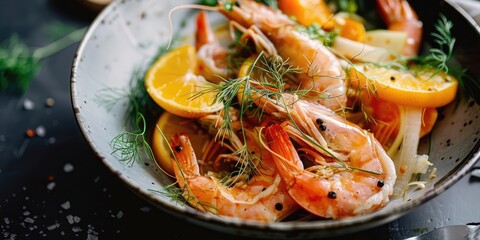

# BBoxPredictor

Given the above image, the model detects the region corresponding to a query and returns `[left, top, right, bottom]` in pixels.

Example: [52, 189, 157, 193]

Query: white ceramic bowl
[71, 0, 480, 238]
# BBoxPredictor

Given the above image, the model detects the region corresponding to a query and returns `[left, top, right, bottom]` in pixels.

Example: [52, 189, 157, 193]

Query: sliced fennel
[365, 30, 407, 54]
[332, 37, 399, 63]
[392, 106, 432, 198]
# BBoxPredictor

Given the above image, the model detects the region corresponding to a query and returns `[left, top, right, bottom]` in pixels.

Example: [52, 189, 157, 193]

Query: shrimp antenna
[167, 4, 218, 49]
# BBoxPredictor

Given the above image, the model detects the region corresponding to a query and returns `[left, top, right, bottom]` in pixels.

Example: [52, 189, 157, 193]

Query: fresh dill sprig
[151, 183, 189, 205]
[110, 113, 155, 166]
[410, 14, 480, 104]
[296, 23, 338, 47]
[0, 35, 39, 92]
[412, 14, 454, 74]
[0, 27, 86, 93]
[95, 62, 163, 165]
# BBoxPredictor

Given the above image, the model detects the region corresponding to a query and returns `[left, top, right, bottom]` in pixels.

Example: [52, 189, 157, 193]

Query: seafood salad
[109, 0, 475, 222]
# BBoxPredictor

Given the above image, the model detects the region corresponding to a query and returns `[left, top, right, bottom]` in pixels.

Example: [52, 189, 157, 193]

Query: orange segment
[145, 45, 223, 118]
[351, 64, 458, 108]
[335, 17, 366, 42]
[152, 111, 210, 175]
[278, 0, 334, 29]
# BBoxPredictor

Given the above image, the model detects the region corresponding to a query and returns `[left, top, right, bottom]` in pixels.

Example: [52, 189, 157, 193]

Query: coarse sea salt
[47, 223, 60, 231]
[63, 163, 74, 173]
[66, 215, 74, 224]
[46, 182, 56, 190]
[23, 99, 35, 110]
[24, 217, 34, 224]
[61, 201, 70, 210]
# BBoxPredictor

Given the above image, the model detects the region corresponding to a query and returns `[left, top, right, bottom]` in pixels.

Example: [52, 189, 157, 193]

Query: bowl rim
[70, 0, 480, 236]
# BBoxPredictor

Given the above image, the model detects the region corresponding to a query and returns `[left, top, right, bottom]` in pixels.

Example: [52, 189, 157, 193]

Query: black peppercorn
[327, 191, 337, 199]
[377, 180, 384, 188]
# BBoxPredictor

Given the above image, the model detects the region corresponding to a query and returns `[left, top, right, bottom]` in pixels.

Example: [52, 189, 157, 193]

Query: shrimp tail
[265, 124, 303, 184]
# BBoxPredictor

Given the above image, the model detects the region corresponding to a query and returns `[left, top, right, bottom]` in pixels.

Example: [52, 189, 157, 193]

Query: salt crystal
[47, 223, 59, 231]
[139, 206, 151, 213]
[66, 215, 74, 224]
[116, 211, 123, 219]
[23, 99, 35, 110]
[87, 226, 98, 235]
[35, 126, 46, 137]
[73, 216, 81, 223]
[87, 234, 98, 240]
[63, 163, 74, 173]
[23, 211, 30, 216]
[61, 201, 70, 210]
[72, 226, 82, 232]
[4, 217, 10, 224]
[46, 182, 56, 190]
[48, 137, 56, 144]
[24, 217, 34, 224]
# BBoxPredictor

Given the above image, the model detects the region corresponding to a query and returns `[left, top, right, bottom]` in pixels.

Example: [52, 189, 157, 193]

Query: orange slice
[145, 45, 223, 118]
[278, 0, 335, 29]
[152, 111, 210, 175]
[351, 64, 458, 108]
[335, 17, 366, 43]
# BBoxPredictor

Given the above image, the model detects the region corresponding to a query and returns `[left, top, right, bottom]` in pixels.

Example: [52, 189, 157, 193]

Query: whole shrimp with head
[168, 124, 299, 222]
[257, 93, 396, 219]
[215, 0, 347, 110]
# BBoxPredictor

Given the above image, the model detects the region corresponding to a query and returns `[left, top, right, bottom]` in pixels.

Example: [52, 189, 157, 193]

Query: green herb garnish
[296, 23, 338, 47]
[0, 27, 86, 93]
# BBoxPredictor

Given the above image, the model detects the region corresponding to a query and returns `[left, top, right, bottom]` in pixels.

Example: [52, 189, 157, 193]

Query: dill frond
[0, 35, 39, 92]
[111, 113, 155, 166]
[296, 23, 338, 47]
[412, 14, 454, 74]
[411, 14, 480, 104]
[151, 183, 189, 205]
[95, 48, 166, 165]
[0, 27, 86, 93]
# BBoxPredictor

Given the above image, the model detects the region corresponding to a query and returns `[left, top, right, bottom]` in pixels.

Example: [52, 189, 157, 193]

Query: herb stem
[32, 27, 87, 59]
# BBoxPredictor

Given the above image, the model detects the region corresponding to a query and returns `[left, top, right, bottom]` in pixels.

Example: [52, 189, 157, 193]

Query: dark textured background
[1, 0, 479, 239]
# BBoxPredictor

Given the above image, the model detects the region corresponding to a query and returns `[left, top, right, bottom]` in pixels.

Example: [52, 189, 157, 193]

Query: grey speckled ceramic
[71, 0, 480, 238]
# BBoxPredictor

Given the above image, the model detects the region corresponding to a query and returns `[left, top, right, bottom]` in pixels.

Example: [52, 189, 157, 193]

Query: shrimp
[217, 0, 347, 110]
[169, 130, 299, 222]
[376, 0, 423, 56]
[195, 10, 229, 84]
[255, 92, 396, 218]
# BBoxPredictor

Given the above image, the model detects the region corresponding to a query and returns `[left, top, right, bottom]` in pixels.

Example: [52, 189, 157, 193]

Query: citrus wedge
[145, 45, 223, 118]
[351, 64, 458, 108]
[152, 111, 210, 175]
[278, 0, 334, 29]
